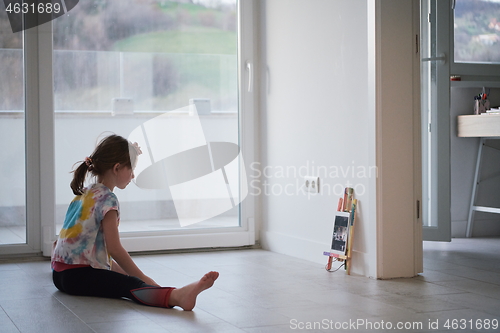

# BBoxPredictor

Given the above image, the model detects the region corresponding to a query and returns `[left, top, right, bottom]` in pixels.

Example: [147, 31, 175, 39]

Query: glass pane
[454, 0, 500, 63]
[0, 9, 25, 244]
[422, 0, 436, 227]
[422, 0, 452, 241]
[422, 0, 441, 228]
[54, 0, 239, 235]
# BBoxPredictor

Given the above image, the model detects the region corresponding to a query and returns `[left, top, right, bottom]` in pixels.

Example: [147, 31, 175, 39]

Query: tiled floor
[0, 238, 499, 333]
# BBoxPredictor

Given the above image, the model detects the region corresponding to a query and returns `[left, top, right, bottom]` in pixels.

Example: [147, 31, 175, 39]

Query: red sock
[130, 287, 175, 308]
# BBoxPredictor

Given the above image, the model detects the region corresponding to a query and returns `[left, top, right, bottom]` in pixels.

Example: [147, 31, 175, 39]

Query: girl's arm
[102, 210, 160, 286]
[110, 259, 127, 275]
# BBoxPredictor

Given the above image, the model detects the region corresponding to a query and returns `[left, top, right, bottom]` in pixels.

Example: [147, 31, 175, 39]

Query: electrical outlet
[304, 176, 319, 193]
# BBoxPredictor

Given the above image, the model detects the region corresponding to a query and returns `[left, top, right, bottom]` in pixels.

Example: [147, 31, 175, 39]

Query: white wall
[258, 0, 421, 279]
[258, 0, 377, 277]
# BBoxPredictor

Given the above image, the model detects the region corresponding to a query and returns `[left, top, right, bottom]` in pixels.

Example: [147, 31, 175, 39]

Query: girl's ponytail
[70, 160, 90, 195]
[69, 134, 137, 195]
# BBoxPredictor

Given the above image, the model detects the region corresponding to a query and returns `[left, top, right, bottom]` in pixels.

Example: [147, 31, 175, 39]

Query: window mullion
[38, 20, 56, 256]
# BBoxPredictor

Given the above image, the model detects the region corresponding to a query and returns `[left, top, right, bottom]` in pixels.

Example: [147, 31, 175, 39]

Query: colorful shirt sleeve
[52, 183, 120, 270]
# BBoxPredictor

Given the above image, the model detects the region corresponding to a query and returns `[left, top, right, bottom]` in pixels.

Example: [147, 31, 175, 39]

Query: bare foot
[168, 271, 219, 311]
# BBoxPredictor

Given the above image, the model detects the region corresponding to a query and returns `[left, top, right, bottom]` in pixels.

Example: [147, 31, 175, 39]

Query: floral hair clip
[131, 142, 142, 156]
[84, 157, 94, 171]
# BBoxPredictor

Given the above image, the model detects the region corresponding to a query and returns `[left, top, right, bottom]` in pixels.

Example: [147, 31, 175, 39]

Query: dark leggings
[53, 267, 174, 308]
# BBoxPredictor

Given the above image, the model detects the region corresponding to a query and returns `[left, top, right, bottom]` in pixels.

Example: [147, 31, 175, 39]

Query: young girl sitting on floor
[51, 134, 218, 310]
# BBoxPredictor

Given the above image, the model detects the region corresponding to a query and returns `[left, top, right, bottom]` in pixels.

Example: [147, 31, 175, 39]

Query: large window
[421, 0, 500, 241]
[0, 0, 255, 255]
[0, 8, 25, 245]
[454, 0, 500, 63]
[451, 0, 500, 75]
[421, 0, 451, 241]
[52, 0, 253, 251]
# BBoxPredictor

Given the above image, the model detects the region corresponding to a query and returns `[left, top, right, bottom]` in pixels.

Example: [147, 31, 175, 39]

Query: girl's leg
[53, 267, 219, 310]
[53, 267, 173, 308]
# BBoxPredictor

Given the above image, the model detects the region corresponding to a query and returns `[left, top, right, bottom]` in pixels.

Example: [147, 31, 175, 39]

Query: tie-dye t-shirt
[52, 183, 119, 270]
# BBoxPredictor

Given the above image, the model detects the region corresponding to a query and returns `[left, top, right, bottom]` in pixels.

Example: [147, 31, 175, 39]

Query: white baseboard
[260, 230, 373, 277]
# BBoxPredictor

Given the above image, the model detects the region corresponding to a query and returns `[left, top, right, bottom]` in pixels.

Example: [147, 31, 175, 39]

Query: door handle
[421, 53, 446, 64]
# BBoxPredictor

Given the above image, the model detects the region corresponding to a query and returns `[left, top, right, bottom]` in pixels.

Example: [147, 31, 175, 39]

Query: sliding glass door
[0, 8, 26, 247]
[421, 0, 452, 241]
[52, 0, 254, 251]
[0, 5, 44, 254]
[1, 0, 255, 256]
[421, 0, 500, 240]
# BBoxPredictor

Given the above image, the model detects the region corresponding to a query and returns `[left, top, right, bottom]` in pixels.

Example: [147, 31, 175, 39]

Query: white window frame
[5, 1, 258, 256]
[421, 0, 452, 242]
[0, 18, 46, 255]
